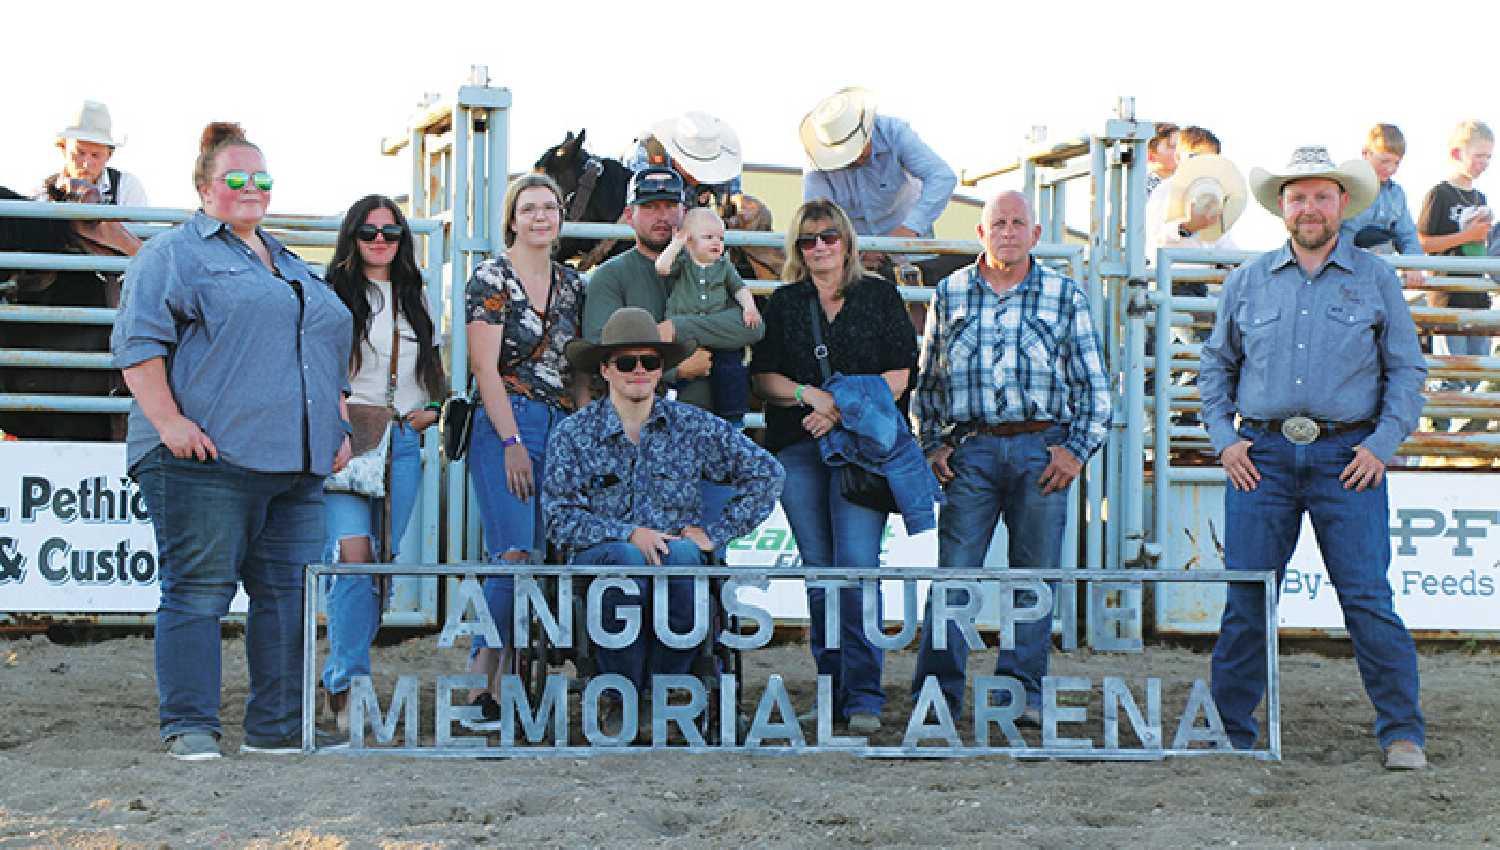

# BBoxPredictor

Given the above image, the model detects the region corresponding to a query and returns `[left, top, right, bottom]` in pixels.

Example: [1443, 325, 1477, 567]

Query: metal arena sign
[301, 565, 1279, 760]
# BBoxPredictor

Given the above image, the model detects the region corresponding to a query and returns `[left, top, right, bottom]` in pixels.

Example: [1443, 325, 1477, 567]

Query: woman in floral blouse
[463, 173, 586, 717]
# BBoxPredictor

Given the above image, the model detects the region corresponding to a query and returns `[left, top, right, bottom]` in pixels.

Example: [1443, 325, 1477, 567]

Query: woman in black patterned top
[750, 198, 918, 735]
[462, 173, 586, 716]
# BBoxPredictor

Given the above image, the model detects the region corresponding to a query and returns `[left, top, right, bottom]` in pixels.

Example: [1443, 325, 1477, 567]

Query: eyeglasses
[356, 223, 405, 243]
[221, 170, 273, 191]
[609, 353, 663, 372]
[795, 228, 842, 251]
[517, 201, 562, 217]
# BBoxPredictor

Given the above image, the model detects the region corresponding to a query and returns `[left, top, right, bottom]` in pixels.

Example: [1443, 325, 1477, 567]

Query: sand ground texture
[1, 633, 1497, 848]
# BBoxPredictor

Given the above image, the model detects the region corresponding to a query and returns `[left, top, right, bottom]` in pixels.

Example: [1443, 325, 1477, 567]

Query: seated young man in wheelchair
[539, 307, 783, 728]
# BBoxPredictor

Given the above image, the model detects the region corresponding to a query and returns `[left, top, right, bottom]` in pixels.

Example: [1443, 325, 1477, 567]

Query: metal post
[1085, 138, 1107, 570]
[447, 97, 473, 567]
[1152, 255, 1175, 570]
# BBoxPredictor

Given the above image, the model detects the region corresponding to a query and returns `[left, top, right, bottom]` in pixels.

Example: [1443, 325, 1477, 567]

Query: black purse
[439, 376, 476, 462]
[807, 300, 898, 515]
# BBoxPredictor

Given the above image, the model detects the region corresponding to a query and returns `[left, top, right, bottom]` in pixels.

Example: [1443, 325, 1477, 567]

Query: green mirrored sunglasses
[221, 170, 274, 191]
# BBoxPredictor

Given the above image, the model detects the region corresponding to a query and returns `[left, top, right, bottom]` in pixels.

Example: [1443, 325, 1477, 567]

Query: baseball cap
[627, 166, 685, 206]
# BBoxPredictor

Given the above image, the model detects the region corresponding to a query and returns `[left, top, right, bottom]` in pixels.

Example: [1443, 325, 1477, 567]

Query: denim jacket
[817, 373, 943, 534]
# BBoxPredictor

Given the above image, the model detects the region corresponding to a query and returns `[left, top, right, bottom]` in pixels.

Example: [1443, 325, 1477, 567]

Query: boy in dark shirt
[1418, 120, 1495, 417]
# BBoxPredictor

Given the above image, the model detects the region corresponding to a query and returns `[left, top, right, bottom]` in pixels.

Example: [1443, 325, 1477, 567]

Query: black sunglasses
[609, 353, 663, 372]
[355, 223, 405, 243]
[795, 228, 842, 250]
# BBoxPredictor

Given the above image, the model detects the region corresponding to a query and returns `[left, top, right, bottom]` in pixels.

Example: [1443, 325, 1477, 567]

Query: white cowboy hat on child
[800, 87, 877, 171]
[1165, 154, 1248, 243]
[57, 101, 121, 148]
[651, 111, 743, 185]
[1249, 145, 1377, 220]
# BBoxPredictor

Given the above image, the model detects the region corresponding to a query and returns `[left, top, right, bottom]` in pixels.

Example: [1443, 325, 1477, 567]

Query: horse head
[532, 130, 631, 265]
[533, 129, 589, 199]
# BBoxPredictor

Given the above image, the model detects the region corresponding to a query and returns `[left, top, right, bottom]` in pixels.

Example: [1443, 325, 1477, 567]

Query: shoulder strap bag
[807, 298, 897, 515]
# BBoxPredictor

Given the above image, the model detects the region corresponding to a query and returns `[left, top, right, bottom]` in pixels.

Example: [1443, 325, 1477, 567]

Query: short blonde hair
[501, 173, 564, 248]
[682, 206, 724, 235]
[1450, 119, 1495, 155]
[782, 198, 863, 294]
[1365, 123, 1406, 157]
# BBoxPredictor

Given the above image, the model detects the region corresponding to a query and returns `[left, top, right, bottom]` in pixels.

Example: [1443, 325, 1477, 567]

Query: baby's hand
[742, 304, 762, 329]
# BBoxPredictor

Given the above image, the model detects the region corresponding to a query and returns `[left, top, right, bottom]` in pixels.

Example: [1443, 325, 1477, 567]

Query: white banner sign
[1277, 472, 1499, 631]
[0, 443, 246, 614]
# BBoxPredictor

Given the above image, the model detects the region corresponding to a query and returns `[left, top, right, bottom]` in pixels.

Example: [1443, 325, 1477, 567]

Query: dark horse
[532, 130, 632, 269]
[0, 186, 137, 441]
[533, 129, 786, 279]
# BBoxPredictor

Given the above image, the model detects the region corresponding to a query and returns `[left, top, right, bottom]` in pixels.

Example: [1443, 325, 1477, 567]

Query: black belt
[1242, 418, 1373, 439]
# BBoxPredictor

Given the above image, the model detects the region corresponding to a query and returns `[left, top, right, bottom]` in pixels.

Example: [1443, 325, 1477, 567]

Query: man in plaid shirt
[910, 190, 1111, 722]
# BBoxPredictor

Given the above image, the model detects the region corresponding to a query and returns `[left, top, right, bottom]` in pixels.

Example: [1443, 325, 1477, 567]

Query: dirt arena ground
[1, 632, 1497, 848]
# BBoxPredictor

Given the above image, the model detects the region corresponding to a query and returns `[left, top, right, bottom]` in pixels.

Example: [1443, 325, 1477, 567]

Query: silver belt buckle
[1280, 416, 1320, 445]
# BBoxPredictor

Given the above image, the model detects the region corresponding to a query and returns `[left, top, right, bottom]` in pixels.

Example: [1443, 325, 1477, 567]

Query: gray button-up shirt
[111, 211, 352, 474]
[1200, 236, 1427, 462]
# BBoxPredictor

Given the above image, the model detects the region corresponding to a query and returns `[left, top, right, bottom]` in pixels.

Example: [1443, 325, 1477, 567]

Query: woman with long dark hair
[320, 194, 446, 729]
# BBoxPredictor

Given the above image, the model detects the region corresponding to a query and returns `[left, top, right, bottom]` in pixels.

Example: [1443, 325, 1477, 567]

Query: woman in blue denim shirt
[463, 174, 587, 717]
[750, 198, 919, 736]
[113, 123, 353, 760]
[319, 195, 446, 730]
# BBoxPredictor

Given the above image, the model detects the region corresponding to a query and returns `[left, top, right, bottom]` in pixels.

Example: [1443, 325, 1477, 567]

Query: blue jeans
[1212, 423, 1424, 750]
[319, 424, 422, 695]
[573, 539, 708, 691]
[912, 429, 1069, 715]
[133, 445, 325, 744]
[777, 439, 887, 718]
[468, 396, 566, 650]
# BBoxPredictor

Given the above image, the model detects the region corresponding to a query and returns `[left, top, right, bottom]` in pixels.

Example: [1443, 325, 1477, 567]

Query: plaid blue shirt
[543, 395, 784, 557]
[913, 258, 1112, 462]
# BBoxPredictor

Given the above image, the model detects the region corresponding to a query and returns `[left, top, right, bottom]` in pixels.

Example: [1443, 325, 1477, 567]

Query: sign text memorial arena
[301, 565, 1279, 760]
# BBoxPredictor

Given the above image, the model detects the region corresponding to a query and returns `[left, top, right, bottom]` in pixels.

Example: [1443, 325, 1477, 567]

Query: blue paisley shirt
[543, 396, 785, 557]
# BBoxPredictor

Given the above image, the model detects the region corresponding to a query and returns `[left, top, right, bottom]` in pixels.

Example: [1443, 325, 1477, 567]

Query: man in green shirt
[583, 167, 764, 411]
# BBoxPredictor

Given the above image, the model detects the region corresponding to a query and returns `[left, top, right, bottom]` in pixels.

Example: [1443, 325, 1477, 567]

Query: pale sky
[3, 0, 1495, 252]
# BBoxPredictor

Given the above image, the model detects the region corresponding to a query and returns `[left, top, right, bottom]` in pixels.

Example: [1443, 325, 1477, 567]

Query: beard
[639, 232, 672, 253]
[1288, 215, 1337, 251]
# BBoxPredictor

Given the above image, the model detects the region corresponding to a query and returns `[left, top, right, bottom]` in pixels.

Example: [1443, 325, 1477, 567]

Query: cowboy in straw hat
[799, 87, 960, 282]
[1199, 143, 1428, 771]
[45, 100, 148, 206]
[545, 307, 782, 716]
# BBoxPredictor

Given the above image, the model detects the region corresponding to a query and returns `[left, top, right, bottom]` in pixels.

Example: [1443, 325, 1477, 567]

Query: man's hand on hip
[1221, 440, 1260, 492]
[927, 444, 956, 486]
[1340, 445, 1386, 492]
[1038, 446, 1082, 495]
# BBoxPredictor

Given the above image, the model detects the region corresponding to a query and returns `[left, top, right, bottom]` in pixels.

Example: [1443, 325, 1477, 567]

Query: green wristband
[794, 384, 806, 404]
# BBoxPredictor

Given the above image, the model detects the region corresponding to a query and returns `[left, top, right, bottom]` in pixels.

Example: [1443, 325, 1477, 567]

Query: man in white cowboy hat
[543, 307, 783, 720]
[629, 110, 744, 208]
[41, 100, 148, 206]
[1199, 145, 1429, 770]
[800, 87, 960, 282]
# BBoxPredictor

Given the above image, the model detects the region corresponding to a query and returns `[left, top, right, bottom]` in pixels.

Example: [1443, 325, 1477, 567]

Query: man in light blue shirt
[1202, 145, 1428, 771]
[800, 87, 960, 283]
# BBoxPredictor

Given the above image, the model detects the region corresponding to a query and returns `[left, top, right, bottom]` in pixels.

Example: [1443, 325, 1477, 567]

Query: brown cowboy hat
[564, 307, 698, 374]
